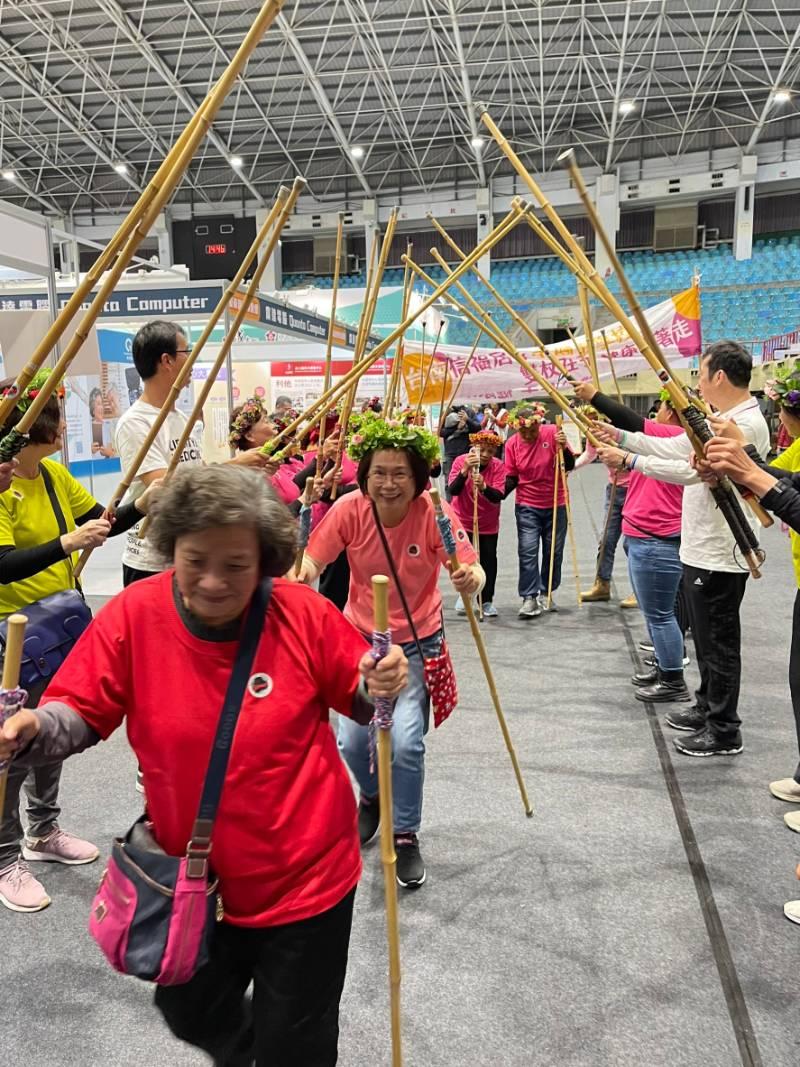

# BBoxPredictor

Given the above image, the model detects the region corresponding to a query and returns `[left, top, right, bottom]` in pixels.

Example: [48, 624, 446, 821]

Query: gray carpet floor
[1, 464, 797, 1066]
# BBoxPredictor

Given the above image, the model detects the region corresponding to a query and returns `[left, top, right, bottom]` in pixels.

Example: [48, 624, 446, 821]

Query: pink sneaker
[0, 860, 51, 912]
[22, 827, 99, 866]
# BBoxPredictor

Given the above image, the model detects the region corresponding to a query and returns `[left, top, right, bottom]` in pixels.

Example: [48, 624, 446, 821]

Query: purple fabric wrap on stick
[368, 628, 393, 773]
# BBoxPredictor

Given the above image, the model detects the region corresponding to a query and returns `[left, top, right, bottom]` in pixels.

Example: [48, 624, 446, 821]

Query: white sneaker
[770, 778, 800, 803]
[784, 899, 800, 925]
[518, 596, 540, 618]
[784, 811, 800, 833]
[482, 602, 498, 618]
[539, 594, 557, 613]
[454, 595, 465, 615]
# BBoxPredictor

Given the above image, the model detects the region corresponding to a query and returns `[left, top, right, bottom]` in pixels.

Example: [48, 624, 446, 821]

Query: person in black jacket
[440, 405, 481, 500]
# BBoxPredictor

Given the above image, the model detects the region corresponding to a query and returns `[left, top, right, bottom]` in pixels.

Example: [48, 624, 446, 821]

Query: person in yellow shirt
[0, 371, 157, 913]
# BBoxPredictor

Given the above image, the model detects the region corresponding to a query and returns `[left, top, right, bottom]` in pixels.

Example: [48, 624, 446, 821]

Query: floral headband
[572, 403, 609, 424]
[765, 359, 800, 415]
[508, 402, 547, 429]
[469, 430, 503, 447]
[346, 416, 441, 465]
[228, 397, 266, 448]
[270, 408, 300, 436]
[1, 369, 65, 412]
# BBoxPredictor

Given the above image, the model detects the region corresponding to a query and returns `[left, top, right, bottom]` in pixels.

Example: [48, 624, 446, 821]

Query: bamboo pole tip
[5, 613, 28, 629]
[276, 185, 291, 200]
[474, 101, 489, 118]
[292, 176, 308, 191]
[371, 575, 390, 590]
[429, 486, 441, 507]
[556, 147, 576, 166]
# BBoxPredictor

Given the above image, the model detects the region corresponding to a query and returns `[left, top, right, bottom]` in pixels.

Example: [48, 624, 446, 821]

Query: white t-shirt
[114, 399, 204, 573]
[620, 397, 770, 573]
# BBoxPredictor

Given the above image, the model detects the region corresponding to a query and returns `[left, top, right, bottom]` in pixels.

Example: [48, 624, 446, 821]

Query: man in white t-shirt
[612, 341, 770, 758]
[115, 320, 267, 586]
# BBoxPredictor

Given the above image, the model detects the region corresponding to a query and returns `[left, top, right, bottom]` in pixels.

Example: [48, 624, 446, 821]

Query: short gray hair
[148, 465, 297, 576]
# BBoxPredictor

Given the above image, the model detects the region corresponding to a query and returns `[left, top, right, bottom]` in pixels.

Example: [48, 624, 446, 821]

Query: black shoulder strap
[370, 500, 424, 659]
[40, 462, 83, 596]
[188, 577, 273, 863]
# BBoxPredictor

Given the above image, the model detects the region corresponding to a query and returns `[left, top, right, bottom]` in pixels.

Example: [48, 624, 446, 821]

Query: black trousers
[154, 888, 356, 1067]
[122, 564, 160, 587]
[466, 530, 498, 603]
[683, 564, 748, 738]
[318, 550, 350, 613]
[789, 589, 800, 783]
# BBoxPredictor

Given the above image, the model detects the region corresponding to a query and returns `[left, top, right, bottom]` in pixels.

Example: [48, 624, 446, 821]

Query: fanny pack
[371, 501, 458, 728]
[89, 577, 272, 986]
[0, 465, 91, 689]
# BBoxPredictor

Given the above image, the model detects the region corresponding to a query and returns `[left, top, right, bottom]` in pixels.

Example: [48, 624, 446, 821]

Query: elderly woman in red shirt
[0, 464, 407, 1067]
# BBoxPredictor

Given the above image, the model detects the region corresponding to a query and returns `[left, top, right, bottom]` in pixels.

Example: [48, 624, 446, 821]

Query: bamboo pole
[0, 614, 28, 816]
[436, 329, 482, 436]
[407, 254, 599, 445]
[128, 182, 303, 546]
[386, 243, 414, 417]
[599, 329, 624, 403]
[0, 0, 285, 456]
[412, 321, 444, 420]
[577, 283, 600, 388]
[471, 452, 483, 620]
[545, 446, 561, 609]
[258, 206, 523, 457]
[556, 415, 582, 606]
[370, 575, 403, 1067]
[429, 488, 533, 817]
[317, 213, 345, 477]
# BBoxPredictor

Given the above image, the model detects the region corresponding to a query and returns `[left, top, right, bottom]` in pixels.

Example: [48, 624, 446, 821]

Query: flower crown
[346, 416, 441, 465]
[572, 402, 609, 424]
[765, 359, 800, 415]
[395, 406, 426, 426]
[657, 388, 676, 409]
[469, 429, 503, 447]
[270, 408, 300, 436]
[228, 397, 266, 448]
[1, 369, 64, 412]
[508, 401, 547, 429]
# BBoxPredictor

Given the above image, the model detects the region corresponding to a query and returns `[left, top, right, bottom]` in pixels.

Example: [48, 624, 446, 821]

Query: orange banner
[401, 351, 451, 406]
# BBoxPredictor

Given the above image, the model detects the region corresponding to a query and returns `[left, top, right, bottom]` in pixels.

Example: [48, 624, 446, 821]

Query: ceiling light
[471, 135, 485, 150]
[113, 162, 128, 175]
[618, 100, 636, 115]
[1, 169, 15, 182]
[773, 89, 791, 104]
[230, 155, 244, 170]
[351, 146, 365, 160]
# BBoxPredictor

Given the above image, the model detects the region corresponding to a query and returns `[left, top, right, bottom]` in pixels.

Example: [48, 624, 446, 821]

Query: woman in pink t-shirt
[228, 398, 302, 509]
[448, 429, 505, 617]
[301, 420, 483, 890]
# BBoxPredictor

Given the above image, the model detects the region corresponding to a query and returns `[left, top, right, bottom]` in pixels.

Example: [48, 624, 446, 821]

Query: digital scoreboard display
[205, 243, 227, 255]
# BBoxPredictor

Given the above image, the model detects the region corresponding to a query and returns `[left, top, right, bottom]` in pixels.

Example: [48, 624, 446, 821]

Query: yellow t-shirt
[0, 458, 97, 618]
[771, 437, 800, 589]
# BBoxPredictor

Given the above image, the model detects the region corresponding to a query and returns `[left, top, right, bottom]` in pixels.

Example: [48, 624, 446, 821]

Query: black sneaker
[635, 679, 691, 703]
[665, 706, 707, 732]
[673, 726, 743, 757]
[631, 668, 658, 686]
[395, 834, 426, 888]
[358, 795, 380, 846]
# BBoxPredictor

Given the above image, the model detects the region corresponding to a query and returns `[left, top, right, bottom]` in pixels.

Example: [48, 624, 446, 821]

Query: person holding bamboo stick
[0, 465, 408, 1061]
[441, 404, 481, 498]
[503, 402, 574, 618]
[115, 321, 269, 590]
[448, 430, 506, 618]
[299, 418, 483, 889]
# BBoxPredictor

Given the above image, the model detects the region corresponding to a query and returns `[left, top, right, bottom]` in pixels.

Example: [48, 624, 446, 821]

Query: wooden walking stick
[386, 243, 414, 418]
[83, 179, 303, 557]
[436, 328, 484, 436]
[577, 282, 600, 390]
[471, 451, 483, 621]
[370, 575, 404, 1067]
[555, 416, 582, 607]
[428, 488, 533, 817]
[545, 443, 561, 610]
[294, 478, 315, 576]
[413, 322, 445, 422]
[0, 0, 285, 458]
[0, 614, 28, 816]
[317, 214, 345, 478]
[599, 329, 624, 403]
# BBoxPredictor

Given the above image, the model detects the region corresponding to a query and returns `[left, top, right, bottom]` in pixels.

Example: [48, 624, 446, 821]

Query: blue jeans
[515, 504, 567, 598]
[337, 631, 440, 833]
[624, 536, 684, 671]
[596, 482, 627, 582]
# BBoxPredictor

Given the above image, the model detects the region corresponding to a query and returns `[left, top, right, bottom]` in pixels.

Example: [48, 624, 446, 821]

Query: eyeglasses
[174, 347, 193, 357]
[368, 471, 412, 484]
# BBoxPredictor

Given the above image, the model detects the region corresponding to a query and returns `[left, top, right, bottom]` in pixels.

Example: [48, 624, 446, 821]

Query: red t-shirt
[42, 573, 367, 928]
[621, 421, 685, 539]
[504, 425, 572, 508]
[448, 454, 506, 535]
[306, 490, 477, 643]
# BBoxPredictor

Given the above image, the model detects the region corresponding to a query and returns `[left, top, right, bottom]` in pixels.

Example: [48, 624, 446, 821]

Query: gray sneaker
[518, 596, 540, 618]
[539, 594, 558, 613]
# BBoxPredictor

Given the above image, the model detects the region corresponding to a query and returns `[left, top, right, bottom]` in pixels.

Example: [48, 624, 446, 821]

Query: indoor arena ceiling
[0, 0, 799, 217]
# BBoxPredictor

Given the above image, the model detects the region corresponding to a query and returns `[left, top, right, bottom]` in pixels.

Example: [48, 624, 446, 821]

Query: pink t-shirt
[577, 441, 631, 488]
[504, 425, 572, 508]
[311, 453, 359, 530]
[622, 422, 684, 539]
[448, 454, 506, 535]
[306, 490, 477, 643]
[271, 464, 301, 507]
